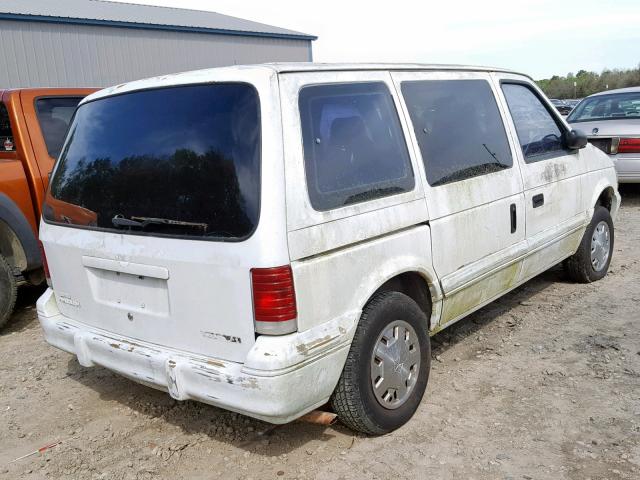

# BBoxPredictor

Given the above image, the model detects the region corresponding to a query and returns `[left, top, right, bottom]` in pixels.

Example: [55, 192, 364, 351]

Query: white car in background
[568, 86, 640, 183]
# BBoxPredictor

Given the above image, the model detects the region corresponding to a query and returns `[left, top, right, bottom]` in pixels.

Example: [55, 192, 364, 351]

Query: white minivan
[37, 64, 620, 434]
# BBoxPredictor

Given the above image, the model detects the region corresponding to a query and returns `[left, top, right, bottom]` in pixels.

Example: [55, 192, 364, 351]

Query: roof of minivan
[262, 62, 521, 74]
[83, 63, 528, 103]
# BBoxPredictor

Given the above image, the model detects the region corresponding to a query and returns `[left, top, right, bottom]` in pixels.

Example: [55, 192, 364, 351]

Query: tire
[566, 206, 614, 283]
[0, 254, 18, 329]
[331, 291, 431, 435]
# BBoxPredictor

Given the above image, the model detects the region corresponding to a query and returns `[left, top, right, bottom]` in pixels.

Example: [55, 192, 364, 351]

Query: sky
[108, 0, 640, 80]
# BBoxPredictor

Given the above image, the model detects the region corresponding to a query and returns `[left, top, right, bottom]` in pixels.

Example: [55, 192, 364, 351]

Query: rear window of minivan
[43, 83, 261, 240]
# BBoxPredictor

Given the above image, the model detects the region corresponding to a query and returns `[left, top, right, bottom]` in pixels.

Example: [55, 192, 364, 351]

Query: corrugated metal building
[0, 0, 315, 88]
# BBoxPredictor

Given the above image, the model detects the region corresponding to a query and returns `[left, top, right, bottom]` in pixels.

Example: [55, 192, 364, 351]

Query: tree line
[536, 65, 640, 99]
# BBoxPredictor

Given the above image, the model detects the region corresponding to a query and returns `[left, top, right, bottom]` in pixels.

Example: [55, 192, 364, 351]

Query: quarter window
[502, 83, 566, 163]
[299, 82, 414, 211]
[401, 79, 513, 187]
[1, 103, 15, 152]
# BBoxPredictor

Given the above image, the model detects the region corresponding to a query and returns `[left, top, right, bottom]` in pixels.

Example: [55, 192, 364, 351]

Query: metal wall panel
[0, 20, 312, 88]
[0, 0, 315, 39]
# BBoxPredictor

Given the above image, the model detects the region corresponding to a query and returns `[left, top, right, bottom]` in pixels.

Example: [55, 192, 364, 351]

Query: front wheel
[331, 291, 431, 435]
[0, 254, 18, 329]
[565, 206, 614, 283]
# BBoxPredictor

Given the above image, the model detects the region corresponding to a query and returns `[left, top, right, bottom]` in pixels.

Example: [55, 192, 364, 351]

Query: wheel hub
[370, 320, 420, 409]
[590, 220, 610, 272]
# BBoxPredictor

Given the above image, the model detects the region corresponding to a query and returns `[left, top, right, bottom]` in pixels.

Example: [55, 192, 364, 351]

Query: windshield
[567, 91, 640, 123]
[43, 83, 261, 240]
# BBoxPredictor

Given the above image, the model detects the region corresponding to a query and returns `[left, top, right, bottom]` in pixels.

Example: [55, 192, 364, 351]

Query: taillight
[251, 265, 297, 335]
[617, 138, 640, 154]
[38, 240, 51, 287]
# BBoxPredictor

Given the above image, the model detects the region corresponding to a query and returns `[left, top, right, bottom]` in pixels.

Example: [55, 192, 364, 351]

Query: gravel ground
[1, 185, 639, 480]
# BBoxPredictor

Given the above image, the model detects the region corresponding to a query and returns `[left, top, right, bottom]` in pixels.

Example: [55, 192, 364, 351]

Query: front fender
[586, 169, 620, 222]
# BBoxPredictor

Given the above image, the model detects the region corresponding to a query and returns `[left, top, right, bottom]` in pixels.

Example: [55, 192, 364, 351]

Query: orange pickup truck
[0, 88, 95, 327]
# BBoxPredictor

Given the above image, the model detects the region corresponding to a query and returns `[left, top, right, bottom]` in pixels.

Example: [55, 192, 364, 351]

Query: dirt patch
[1, 185, 640, 480]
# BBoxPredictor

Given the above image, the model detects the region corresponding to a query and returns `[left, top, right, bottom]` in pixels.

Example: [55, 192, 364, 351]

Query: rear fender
[292, 225, 442, 335]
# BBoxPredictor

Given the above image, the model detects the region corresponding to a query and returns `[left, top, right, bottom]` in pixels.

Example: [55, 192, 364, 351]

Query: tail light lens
[617, 138, 640, 154]
[38, 240, 51, 287]
[251, 265, 297, 335]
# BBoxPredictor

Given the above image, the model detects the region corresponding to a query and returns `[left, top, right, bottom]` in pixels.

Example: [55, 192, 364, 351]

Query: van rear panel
[40, 70, 290, 363]
[41, 226, 260, 362]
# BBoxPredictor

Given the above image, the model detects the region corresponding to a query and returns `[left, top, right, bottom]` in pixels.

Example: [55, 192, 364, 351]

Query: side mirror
[563, 129, 587, 150]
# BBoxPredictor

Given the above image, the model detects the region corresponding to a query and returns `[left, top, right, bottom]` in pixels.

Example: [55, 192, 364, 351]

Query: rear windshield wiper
[112, 214, 208, 232]
[112, 215, 144, 228]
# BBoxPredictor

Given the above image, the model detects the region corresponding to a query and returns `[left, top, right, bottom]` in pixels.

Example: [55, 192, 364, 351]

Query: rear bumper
[613, 155, 640, 183]
[37, 289, 352, 424]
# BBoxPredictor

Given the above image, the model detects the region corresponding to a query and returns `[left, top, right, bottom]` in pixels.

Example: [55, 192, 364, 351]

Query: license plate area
[85, 267, 170, 316]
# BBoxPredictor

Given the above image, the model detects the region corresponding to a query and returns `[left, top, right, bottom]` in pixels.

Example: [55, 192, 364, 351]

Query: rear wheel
[566, 206, 614, 283]
[0, 254, 18, 329]
[331, 291, 431, 435]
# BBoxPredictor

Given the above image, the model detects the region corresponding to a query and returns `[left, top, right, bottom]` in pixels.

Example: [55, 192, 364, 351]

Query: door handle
[532, 193, 545, 208]
[510, 203, 517, 233]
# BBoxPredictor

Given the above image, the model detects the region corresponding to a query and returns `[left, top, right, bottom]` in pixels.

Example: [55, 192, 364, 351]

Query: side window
[299, 82, 414, 211]
[401, 79, 513, 187]
[502, 83, 566, 163]
[1, 102, 15, 152]
[35, 97, 83, 158]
